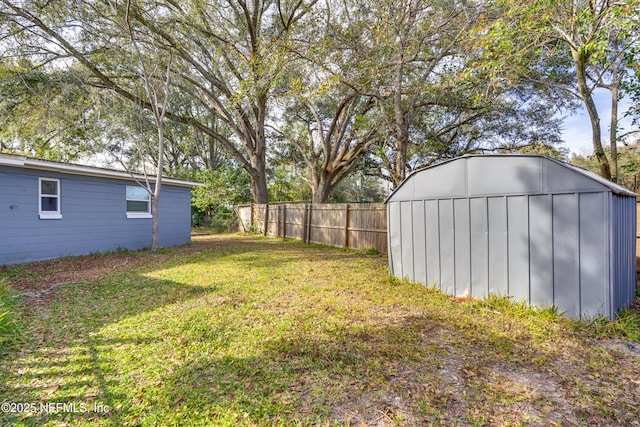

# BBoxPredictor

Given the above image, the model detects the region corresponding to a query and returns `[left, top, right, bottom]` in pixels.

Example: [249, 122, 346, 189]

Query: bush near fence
[236, 203, 387, 253]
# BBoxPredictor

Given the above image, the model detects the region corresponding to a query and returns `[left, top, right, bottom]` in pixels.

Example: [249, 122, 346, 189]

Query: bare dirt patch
[0, 234, 237, 302]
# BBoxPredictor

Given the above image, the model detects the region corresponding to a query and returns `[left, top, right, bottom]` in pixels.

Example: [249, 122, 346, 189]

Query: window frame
[38, 177, 62, 220]
[126, 185, 152, 219]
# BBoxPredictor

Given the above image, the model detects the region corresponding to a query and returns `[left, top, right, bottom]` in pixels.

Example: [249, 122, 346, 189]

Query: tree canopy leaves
[1, 0, 637, 203]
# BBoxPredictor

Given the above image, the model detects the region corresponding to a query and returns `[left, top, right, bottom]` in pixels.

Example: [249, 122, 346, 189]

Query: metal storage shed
[386, 154, 637, 320]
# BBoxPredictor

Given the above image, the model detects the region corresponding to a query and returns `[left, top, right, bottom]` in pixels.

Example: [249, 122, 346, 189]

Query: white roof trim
[0, 153, 201, 187]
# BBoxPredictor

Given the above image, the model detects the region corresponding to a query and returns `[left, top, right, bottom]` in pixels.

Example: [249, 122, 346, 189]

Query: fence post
[306, 204, 313, 244]
[264, 204, 269, 236]
[344, 204, 350, 249]
[303, 204, 309, 243]
[282, 204, 287, 240]
[250, 203, 254, 230]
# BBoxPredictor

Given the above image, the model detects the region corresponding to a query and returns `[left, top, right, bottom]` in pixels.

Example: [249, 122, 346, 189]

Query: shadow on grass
[148, 314, 569, 426]
[3, 235, 634, 425]
[0, 271, 211, 427]
[0, 235, 385, 426]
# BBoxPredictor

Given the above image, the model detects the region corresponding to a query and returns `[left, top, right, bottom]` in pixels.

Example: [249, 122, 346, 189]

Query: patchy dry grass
[0, 234, 639, 426]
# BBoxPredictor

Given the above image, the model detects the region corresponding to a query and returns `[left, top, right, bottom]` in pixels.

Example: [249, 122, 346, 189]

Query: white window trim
[126, 186, 152, 219]
[126, 212, 153, 219]
[39, 177, 62, 220]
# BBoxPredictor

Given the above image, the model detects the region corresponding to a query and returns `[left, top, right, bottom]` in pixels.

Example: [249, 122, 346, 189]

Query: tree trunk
[573, 50, 611, 180]
[248, 93, 269, 204]
[249, 157, 269, 204]
[151, 195, 160, 252]
[394, 128, 408, 188]
[393, 58, 409, 188]
[312, 176, 333, 204]
[609, 67, 619, 183]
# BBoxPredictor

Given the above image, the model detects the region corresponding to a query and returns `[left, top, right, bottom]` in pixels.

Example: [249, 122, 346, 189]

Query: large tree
[479, 0, 640, 181]
[0, 61, 97, 160]
[332, 0, 487, 187]
[274, 90, 379, 203]
[1, 0, 317, 203]
[298, 0, 562, 188]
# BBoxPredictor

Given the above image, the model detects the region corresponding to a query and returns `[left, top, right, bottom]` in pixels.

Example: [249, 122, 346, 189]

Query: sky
[559, 88, 639, 156]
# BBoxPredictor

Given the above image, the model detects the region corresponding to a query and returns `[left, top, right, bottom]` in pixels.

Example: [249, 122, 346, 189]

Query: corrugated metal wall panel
[579, 192, 608, 318]
[454, 198, 471, 296]
[386, 156, 637, 319]
[529, 195, 554, 308]
[612, 195, 622, 315]
[610, 195, 637, 317]
[630, 197, 637, 304]
[507, 196, 530, 302]
[387, 202, 402, 278]
[400, 201, 414, 282]
[412, 201, 427, 285]
[470, 197, 489, 298]
[488, 197, 508, 295]
[627, 197, 636, 305]
[425, 200, 440, 287]
[545, 160, 608, 194]
[414, 161, 467, 199]
[439, 199, 455, 295]
[629, 197, 637, 304]
[468, 157, 542, 195]
[552, 194, 580, 318]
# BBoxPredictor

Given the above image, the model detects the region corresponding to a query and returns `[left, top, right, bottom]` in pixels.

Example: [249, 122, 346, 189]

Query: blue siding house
[0, 153, 199, 265]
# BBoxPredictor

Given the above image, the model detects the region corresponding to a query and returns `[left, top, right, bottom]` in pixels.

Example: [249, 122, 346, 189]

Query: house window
[39, 178, 62, 219]
[126, 186, 152, 218]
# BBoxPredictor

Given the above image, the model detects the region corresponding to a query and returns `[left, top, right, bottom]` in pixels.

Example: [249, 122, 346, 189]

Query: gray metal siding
[388, 202, 402, 278]
[388, 192, 620, 319]
[488, 197, 508, 296]
[425, 200, 440, 287]
[412, 201, 427, 285]
[552, 194, 580, 318]
[579, 192, 608, 318]
[611, 195, 636, 316]
[454, 198, 471, 296]
[439, 199, 455, 295]
[470, 197, 488, 298]
[389, 155, 618, 203]
[414, 161, 467, 199]
[158, 186, 192, 247]
[400, 201, 414, 282]
[386, 155, 637, 319]
[468, 157, 542, 195]
[529, 195, 553, 308]
[0, 166, 192, 265]
[508, 196, 530, 302]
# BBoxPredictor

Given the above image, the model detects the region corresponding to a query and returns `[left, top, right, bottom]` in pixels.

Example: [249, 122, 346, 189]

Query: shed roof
[386, 154, 637, 202]
[0, 153, 201, 187]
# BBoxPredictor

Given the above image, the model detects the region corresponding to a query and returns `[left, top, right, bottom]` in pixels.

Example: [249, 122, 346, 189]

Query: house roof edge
[0, 153, 202, 187]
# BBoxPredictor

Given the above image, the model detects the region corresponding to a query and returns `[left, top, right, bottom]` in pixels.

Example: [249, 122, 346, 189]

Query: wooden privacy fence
[236, 203, 388, 253]
[236, 201, 640, 267]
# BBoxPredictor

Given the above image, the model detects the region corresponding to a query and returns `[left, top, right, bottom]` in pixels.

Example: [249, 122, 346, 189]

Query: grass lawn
[0, 233, 639, 426]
